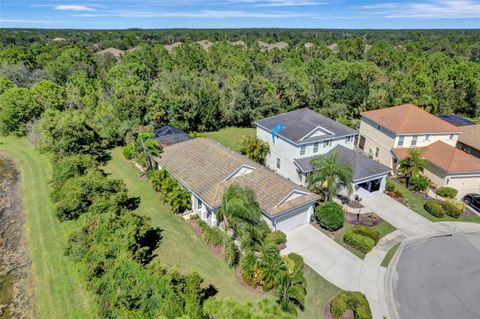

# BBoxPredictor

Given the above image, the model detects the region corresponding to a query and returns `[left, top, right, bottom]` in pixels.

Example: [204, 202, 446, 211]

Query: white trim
[222, 164, 256, 182]
[299, 126, 335, 141]
[275, 189, 310, 207]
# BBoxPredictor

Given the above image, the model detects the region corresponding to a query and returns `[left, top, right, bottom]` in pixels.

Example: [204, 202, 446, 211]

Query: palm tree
[398, 148, 429, 188]
[276, 267, 306, 314]
[132, 132, 162, 169]
[218, 185, 261, 233]
[307, 151, 353, 201]
[257, 240, 286, 291]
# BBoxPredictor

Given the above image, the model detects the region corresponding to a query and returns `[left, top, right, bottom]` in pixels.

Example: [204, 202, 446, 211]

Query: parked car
[463, 194, 480, 211]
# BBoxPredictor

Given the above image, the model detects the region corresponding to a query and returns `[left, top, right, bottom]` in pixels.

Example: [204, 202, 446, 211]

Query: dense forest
[0, 29, 479, 318]
[1, 28, 479, 142]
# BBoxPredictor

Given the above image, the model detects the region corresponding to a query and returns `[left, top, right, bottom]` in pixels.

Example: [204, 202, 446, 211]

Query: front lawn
[202, 127, 255, 152]
[391, 181, 480, 223]
[334, 221, 396, 259]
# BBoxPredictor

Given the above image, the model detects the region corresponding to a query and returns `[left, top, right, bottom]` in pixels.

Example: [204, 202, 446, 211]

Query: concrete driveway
[359, 191, 438, 236]
[284, 224, 363, 291]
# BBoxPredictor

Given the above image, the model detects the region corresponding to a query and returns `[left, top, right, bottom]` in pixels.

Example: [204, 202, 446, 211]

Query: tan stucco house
[359, 104, 480, 197]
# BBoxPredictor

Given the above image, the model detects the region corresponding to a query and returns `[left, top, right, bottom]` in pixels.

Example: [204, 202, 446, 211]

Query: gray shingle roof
[255, 108, 357, 145]
[294, 145, 390, 182]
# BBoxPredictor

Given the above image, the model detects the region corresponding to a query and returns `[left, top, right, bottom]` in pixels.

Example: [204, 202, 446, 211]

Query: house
[359, 104, 480, 197]
[457, 124, 480, 159]
[255, 108, 390, 196]
[153, 138, 318, 232]
[392, 141, 480, 197]
[359, 104, 462, 169]
[153, 125, 192, 147]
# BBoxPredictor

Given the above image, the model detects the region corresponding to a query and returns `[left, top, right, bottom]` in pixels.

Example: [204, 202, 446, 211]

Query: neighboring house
[359, 104, 479, 197]
[438, 114, 475, 127]
[255, 108, 390, 196]
[457, 124, 480, 159]
[153, 126, 192, 147]
[392, 141, 480, 197]
[154, 138, 318, 232]
[359, 104, 462, 170]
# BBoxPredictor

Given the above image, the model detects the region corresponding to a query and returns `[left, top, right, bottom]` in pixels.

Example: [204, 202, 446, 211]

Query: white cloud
[55, 4, 96, 11]
[76, 9, 311, 18]
[0, 18, 61, 24]
[362, 0, 480, 19]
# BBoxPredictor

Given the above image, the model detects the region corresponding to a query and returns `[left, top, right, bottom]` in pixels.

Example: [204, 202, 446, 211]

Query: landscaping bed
[387, 180, 480, 223]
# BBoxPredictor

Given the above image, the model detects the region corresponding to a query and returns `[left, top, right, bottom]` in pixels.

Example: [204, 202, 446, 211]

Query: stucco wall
[359, 118, 396, 168]
[393, 133, 458, 148]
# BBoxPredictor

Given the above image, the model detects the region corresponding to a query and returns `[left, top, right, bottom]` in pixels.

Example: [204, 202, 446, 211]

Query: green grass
[105, 147, 340, 317]
[202, 127, 255, 152]
[380, 243, 400, 268]
[334, 221, 397, 259]
[298, 266, 341, 319]
[392, 181, 480, 223]
[0, 137, 97, 319]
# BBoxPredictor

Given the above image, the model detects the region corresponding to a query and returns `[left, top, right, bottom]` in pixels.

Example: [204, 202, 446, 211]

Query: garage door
[275, 206, 311, 232]
[448, 176, 480, 198]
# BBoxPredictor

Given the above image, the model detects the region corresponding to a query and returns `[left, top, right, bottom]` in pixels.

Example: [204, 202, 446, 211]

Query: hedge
[424, 200, 445, 218]
[409, 175, 429, 192]
[344, 231, 375, 254]
[436, 186, 458, 199]
[330, 291, 372, 319]
[385, 179, 396, 192]
[441, 199, 465, 218]
[122, 144, 133, 160]
[315, 202, 344, 231]
[350, 225, 380, 244]
[267, 230, 287, 245]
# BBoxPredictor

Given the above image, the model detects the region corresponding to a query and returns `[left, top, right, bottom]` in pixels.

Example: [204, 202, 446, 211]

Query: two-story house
[256, 108, 390, 196]
[457, 124, 480, 159]
[359, 104, 480, 197]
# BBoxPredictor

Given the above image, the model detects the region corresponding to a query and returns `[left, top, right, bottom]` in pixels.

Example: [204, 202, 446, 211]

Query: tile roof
[458, 124, 480, 151]
[294, 145, 390, 182]
[361, 104, 461, 134]
[153, 126, 192, 146]
[255, 108, 357, 145]
[154, 138, 318, 217]
[392, 141, 480, 173]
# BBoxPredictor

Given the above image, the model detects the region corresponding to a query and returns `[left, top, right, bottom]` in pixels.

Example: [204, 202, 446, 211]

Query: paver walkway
[285, 191, 480, 319]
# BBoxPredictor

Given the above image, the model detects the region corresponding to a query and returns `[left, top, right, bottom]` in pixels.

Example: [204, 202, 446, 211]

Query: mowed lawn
[0, 137, 97, 319]
[202, 127, 255, 152]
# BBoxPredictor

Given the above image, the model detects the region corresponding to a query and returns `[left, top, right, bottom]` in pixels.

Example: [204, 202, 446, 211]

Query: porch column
[190, 194, 197, 212]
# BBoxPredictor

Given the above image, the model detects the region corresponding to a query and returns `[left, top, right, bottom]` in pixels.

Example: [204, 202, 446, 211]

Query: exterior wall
[423, 165, 447, 187]
[358, 118, 396, 168]
[446, 174, 480, 198]
[257, 126, 356, 185]
[393, 133, 458, 148]
[457, 142, 480, 159]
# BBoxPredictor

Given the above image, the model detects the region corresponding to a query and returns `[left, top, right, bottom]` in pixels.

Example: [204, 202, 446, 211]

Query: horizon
[1, 0, 480, 29]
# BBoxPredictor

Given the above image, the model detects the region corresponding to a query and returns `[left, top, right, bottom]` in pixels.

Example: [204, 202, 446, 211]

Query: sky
[1, 0, 479, 29]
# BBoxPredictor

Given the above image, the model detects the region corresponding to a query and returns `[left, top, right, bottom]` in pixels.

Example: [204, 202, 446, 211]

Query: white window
[398, 136, 405, 147]
[375, 147, 379, 158]
[276, 157, 281, 169]
[197, 198, 203, 210]
[323, 139, 332, 148]
[425, 134, 430, 141]
[300, 145, 306, 156]
[411, 136, 417, 146]
[449, 134, 454, 140]
[345, 136, 353, 143]
[313, 142, 319, 153]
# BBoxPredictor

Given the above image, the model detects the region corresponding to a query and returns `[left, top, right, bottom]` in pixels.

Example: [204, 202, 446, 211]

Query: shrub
[224, 237, 238, 267]
[315, 202, 344, 231]
[385, 179, 396, 192]
[146, 169, 168, 191]
[122, 144, 133, 160]
[330, 291, 372, 319]
[351, 225, 380, 244]
[240, 253, 259, 287]
[424, 200, 445, 218]
[344, 231, 375, 254]
[267, 230, 287, 245]
[410, 175, 429, 192]
[203, 226, 224, 246]
[441, 199, 465, 218]
[436, 186, 458, 199]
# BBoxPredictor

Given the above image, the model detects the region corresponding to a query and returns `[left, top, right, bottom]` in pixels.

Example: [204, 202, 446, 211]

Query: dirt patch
[345, 212, 383, 226]
[0, 155, 33, 319]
